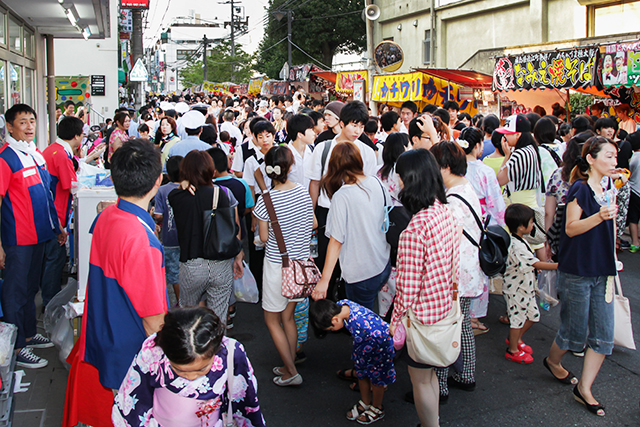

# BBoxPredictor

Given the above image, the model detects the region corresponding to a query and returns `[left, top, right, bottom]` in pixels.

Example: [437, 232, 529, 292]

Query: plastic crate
[0, 394, 13, 427]
[0, 326, 17, 393]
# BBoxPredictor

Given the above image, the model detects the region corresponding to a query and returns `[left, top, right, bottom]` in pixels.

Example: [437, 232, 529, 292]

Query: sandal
[471, 320, 490, 335]
[498, 315, 510, 325]
[543, 358, 578, 385]
[346, 400, 369, 421]
[573, 385, 605, 417]
[357, 405, 384, 425]
[337, 368, 357, 382]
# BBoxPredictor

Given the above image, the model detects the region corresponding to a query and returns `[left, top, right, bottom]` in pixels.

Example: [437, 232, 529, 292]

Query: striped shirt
[253, 184, 314, 264]
[506, 145, 542, 192]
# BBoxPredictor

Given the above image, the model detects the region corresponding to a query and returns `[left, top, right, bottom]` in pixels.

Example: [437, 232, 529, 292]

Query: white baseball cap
[182, 110, 206, 130]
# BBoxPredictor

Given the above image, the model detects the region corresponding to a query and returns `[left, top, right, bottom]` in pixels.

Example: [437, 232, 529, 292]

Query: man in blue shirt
[167, 110, 211, 159]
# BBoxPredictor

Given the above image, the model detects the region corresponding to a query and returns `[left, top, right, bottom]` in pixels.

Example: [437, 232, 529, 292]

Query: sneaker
[294, 351, 307, 364]
[226, 317, 234, 330]
[16, 348, 48, 369]
[630, 244, 640, 253]
[505, 349, 534, 364]
[505, 338, 533, 354]
[621, 240, 631, 250]
[572, 350, 585, 357]
[26, 333, 54, 349]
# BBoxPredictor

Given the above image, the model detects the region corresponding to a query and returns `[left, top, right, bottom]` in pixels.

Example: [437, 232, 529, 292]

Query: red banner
[121, 0, 149, 9]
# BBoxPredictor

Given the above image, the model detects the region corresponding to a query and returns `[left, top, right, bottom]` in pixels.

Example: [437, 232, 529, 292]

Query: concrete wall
[374, 0, 587, 71]
[53, 0, 118, 123]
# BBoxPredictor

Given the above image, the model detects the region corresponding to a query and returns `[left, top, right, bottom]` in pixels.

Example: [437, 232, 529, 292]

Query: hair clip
[266, 165, 281, 175]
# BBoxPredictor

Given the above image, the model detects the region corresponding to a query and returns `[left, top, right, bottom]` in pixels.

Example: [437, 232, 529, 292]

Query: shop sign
[336, 70, 368, 94]
[493, 48, 597, 91]
[261, 80, 288, 96]
[202, 81, 233, 96]
[600, 41, 640, 87]
[372, 72, 422, 103]
[249, 77, 267, 95]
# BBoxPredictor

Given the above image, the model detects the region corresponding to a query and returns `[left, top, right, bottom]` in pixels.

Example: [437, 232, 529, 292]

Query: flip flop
[471, 321, 489, 335]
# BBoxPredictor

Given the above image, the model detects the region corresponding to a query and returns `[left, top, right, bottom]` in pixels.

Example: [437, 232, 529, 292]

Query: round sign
[374, 41, 404, 72]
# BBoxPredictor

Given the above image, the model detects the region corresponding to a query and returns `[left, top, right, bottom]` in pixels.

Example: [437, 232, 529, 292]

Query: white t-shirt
[287, 142, 313, 191]
[243, 149, 271, 195]
[325, 176, 391, 282]
[306, 136, 379, 208]
[220, 121, 244, 147]
[231, 138, 258, 173]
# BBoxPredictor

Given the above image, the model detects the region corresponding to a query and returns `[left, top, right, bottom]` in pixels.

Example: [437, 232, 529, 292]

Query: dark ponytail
[570, 136, 618, 183]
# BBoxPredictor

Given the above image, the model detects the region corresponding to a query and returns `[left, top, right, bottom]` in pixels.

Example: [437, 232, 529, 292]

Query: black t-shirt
[168, 185, 233, 262]
[618, 139, 633, 170]
[216, 177, 248, 240]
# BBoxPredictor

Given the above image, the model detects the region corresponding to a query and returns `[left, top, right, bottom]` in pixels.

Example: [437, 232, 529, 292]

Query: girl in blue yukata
[310, 299, 396, 425]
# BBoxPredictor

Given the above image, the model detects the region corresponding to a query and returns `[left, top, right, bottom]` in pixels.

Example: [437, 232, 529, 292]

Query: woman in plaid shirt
[390, 149, 459, 427]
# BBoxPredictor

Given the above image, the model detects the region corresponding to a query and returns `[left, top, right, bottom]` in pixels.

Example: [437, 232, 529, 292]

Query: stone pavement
[11, 250, 640, 427]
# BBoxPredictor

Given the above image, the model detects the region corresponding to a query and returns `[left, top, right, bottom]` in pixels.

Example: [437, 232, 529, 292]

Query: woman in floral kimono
[112, 307, 265, 427]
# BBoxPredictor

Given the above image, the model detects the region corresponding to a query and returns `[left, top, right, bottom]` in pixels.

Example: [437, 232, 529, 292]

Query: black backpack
[448, 194, 510, 277]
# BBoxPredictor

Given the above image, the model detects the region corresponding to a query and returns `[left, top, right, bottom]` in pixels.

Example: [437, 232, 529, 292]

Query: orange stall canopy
[414, 68, 493, 90]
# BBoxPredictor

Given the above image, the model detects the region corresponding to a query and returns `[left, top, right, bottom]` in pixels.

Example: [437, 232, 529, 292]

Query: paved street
[10, 248, 640, 427]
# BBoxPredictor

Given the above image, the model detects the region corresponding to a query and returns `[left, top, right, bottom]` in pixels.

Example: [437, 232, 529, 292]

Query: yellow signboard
[249, 77, 267, 95]
[336, 70, 369, 94]
[372, 72, 477, 116]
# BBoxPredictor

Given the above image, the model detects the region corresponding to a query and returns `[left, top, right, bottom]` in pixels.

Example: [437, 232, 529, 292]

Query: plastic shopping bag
[234, 261, 259, 303]
[538, 270, 559, 311]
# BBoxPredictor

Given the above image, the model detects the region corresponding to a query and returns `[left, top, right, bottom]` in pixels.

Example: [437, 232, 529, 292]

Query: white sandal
[357, 405, 385, 425]
[347, 400, 369, 421]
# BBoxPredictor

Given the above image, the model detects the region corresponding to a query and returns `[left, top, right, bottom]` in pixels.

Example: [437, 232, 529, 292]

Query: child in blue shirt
[311, 299, 395, 425]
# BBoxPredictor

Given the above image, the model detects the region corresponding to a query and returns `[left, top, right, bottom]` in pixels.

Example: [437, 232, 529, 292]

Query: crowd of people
[0, 90, 637, 426]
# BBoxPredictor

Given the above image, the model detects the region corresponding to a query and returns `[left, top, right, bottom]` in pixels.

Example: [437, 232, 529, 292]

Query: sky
[144, 0, 269, 54]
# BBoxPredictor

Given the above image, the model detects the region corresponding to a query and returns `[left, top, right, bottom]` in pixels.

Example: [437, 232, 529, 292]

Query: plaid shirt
[391, 200, 459, 327]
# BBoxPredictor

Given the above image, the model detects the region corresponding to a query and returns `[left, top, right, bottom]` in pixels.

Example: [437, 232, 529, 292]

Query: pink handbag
[262, 192, 321, 299]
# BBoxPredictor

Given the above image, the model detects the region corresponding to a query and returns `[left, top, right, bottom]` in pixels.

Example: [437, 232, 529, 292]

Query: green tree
[569, 93, 593, 117]
[179, 40, 254, 85]
[257, 0, 366, 78]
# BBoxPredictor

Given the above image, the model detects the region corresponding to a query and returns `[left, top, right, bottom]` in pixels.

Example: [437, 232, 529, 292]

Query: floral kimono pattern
[112, 335, 265, 427]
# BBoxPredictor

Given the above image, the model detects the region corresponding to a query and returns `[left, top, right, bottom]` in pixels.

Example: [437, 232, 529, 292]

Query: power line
[295, 10, 360, 21]
[289, 40, 330, 69]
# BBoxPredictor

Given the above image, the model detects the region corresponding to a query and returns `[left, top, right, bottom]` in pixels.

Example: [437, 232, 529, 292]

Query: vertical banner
[353, 80, 365, 102]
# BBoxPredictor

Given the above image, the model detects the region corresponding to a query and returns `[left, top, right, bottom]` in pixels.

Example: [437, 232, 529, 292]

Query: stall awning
[310, 71, 337, 84]
[413, 68, 493, 90]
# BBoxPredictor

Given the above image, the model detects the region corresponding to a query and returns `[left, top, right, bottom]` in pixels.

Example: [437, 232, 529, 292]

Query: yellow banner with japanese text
[372, 72, 477, 116]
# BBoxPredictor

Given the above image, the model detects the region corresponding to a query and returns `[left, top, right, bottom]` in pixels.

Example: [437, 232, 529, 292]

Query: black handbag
[202, 186, 242, 260]
[448, 193, 510, 277]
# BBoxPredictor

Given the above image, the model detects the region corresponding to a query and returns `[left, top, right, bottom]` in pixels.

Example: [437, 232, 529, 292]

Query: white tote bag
[613, 275, 636, 350]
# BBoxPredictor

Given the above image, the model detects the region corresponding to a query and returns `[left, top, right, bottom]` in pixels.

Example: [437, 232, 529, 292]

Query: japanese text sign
[600, 42, 640, 87]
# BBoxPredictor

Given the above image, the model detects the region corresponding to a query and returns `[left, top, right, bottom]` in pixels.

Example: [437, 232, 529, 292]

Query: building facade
[373, 0, 640, 75]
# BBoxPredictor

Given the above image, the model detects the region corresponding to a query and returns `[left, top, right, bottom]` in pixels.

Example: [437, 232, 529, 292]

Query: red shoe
[505, 339, 533, 354]
[505, 349, 534, 364]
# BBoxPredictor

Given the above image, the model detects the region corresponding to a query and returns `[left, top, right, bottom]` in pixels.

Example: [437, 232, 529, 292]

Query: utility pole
[287, 9, 292, 94]
[230, 0, 235, 81]
[131, 9, 144, 108]
[203, 35, 208, 81]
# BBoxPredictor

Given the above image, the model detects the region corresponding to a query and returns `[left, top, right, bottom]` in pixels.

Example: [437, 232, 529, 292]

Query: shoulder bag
[614, 275, 636, 350]
[401, 232, 463, 367]
[202, 186, 243, 260]
[262, 191, 321, 299]
[448, 193, 510, 277]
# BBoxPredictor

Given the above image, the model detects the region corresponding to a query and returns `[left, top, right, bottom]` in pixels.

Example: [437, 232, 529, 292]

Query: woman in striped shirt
[390, 149, 459, 427]
[253, 146, 315, 387]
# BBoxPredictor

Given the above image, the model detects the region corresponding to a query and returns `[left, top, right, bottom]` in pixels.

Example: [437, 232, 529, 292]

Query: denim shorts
[555, 271, 614, 355]
[164, 246, 181, 285]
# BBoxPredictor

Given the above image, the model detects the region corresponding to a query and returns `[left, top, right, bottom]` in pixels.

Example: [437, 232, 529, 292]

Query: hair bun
[576, 155, 589, 172]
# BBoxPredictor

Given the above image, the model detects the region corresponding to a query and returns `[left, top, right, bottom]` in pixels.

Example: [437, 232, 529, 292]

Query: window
[0, 11, 6, 46]
[24, 28, 33, 58]
[588, 1, 640, 37]
[23, 68, 32, 106]
[9, 63, 20, 106]
[423, 30, 431, 65]
[8, 15, 20, 52]
[176, 49, 196, 61]
[0, 61, 6, 114]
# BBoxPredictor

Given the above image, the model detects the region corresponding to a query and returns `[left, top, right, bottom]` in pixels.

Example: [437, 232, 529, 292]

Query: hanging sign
[335, 70, 368, 94]
[372, 72, 422, 103]
[492, 47, 598, 91]
[599, 41, 640, 87]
